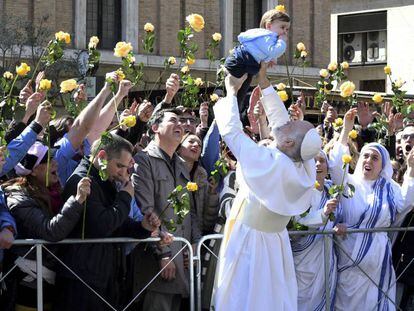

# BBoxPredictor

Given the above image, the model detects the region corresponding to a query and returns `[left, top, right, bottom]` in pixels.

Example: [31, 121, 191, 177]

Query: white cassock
[212, 86, 317, 311]
[329, 143, 414, 311]
[291, 181, 340, 311]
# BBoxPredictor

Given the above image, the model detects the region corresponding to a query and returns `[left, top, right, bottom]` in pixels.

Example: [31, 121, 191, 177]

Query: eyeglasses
[402, 133, 414, 140]
[179, 117, 198, 125]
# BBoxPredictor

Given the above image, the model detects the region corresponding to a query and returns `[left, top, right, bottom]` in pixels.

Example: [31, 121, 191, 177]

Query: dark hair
[260, 9, 291, 28]
[90, 133, 133, 160]
[2, 176, 52, 214]
[147, 108, 182, 139]
[49, 116, 74, 145]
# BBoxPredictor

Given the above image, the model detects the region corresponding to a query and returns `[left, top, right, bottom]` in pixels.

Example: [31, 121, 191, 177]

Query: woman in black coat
[0, 141, 91, 310]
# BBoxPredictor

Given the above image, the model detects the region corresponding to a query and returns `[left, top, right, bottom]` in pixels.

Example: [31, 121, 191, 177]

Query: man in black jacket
[54, 133, 162, 311]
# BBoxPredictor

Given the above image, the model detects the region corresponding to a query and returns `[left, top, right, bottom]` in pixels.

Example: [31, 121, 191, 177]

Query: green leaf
[347, 183, 355, 198]
[177, 29, 185, 42]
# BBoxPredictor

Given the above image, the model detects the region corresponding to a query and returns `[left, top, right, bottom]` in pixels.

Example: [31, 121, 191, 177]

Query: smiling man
[132, 108, 202, 311]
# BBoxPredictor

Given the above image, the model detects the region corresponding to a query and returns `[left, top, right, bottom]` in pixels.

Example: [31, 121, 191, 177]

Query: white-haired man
[212, 63, 321, 311]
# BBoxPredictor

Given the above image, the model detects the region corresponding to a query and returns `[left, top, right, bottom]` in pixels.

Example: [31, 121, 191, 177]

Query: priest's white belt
[238, 198, 291, 233]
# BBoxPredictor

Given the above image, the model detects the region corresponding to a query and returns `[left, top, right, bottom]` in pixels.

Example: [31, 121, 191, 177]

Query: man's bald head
[273, 120, 318, 161]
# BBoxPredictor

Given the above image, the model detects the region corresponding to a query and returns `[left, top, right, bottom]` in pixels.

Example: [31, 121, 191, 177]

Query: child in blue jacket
[224, 7, 290, 113]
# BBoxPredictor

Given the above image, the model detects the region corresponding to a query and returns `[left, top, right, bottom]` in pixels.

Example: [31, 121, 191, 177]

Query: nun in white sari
[212, 73, 322, 311]
[329, 108, 414, 311]
[291, 151, 342, 311]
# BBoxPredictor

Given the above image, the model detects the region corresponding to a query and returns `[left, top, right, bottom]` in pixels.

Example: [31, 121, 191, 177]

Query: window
[86, 0, 122, 50]
[233, 0, 263, 42]
[360, 80, 386, 92]
[337, 11, 387, 65]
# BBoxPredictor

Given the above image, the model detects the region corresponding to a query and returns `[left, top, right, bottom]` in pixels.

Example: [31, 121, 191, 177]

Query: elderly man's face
[274, 120, 314, 161]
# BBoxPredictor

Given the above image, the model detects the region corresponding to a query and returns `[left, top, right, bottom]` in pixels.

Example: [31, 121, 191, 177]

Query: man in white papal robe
[212, 66, 322, 311]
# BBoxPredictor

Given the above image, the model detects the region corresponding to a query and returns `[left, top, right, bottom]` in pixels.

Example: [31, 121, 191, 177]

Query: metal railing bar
[12, 237, 163, 246]
[36, 244, 43, 311]
[371, 257, 414, 311]
[330, 236, 402, 311]
[42, 245, 118, 311]
[0, 245, 36, 283]
[196, 234, 223, 311]
[121, 244, 187, 311]
[201, 243, 219, 261]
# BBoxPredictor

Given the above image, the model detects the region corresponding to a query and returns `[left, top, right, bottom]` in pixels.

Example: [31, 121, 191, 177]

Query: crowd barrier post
[5, 237, 194, 311]
[195, 227, 414, 311]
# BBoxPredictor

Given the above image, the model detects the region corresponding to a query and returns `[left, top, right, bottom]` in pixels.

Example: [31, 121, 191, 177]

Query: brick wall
[2, 0, 329, 68]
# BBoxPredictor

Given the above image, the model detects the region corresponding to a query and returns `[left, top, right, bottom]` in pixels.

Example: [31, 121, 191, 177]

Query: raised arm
[328, 108, 357, 185]
[87, 78, 133, 144]
[257, 63, 289, 130]
[67, 77, 112, 150]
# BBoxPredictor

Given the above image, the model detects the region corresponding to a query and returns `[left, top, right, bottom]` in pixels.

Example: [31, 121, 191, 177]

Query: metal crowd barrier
[0, 237, 194, 311]
[195, 227, 414, 311]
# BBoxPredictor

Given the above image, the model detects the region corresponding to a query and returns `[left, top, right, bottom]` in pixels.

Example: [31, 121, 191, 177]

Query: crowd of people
[0, 62, 413, 311]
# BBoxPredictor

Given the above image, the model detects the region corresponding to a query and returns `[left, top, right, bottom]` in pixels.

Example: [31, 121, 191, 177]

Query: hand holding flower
[323, 198, 338, 217]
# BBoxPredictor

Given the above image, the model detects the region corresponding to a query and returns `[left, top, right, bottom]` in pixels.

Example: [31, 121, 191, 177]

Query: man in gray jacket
[132, 108, 202, 311]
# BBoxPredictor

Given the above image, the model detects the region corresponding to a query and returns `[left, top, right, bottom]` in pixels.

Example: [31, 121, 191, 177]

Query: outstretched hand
[224, 74, 247, 97]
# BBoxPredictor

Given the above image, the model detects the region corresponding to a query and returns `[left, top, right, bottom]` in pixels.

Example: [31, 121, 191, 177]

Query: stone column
[221, 0, 234, 54]
[74, 0, 86, 49]
[122, 0, 139, 51]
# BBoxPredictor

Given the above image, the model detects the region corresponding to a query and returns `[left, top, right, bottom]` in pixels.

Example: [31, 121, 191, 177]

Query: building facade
[0, 0, 331, 101]
[331, 0, 414, 95]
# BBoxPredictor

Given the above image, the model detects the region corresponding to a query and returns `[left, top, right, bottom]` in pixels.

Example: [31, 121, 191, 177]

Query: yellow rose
[185, 57, 195, 65]
[296, 42, 306, 52]
[277, 90, 289, 102]
[88, 36, 99, 49]
[114, 41, 133, 58]
[168, 56, 176, 65]
[39, 79, 52, 91]
[334, 118, 343, 127]
[300, 50, 307, 58]
[339, 81, 355, 98]
[394, 78, 405, 89]
[186, 182, 198, 192]
[212, 32, 222, 42]
[3, 71, 13, 80]
[210, 93, 219, 102]
[348, 129, 358, 139]
[342, 154, 352, 164]
[341, 61, 349, 69]
[314, 181, 320, 189]
[275, 5, 286, 13]
[276, 83, 286, 91]
[327, 62, 337, 71]
[384, 65, 391, 75]
[181, 65, 190, 74]
[55, 31, 71, 44]
[144, 22, 155, 32]
[372, 93, 383, 104]
[115, 69, 126, 81]
[186, 14, 205, 32]
[319, 69, 329, 78]
[194, 78, 204, 87]
[121, 115, 137, 128]
[16, 63, 31, 77]
[60, 79, 78, 93]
